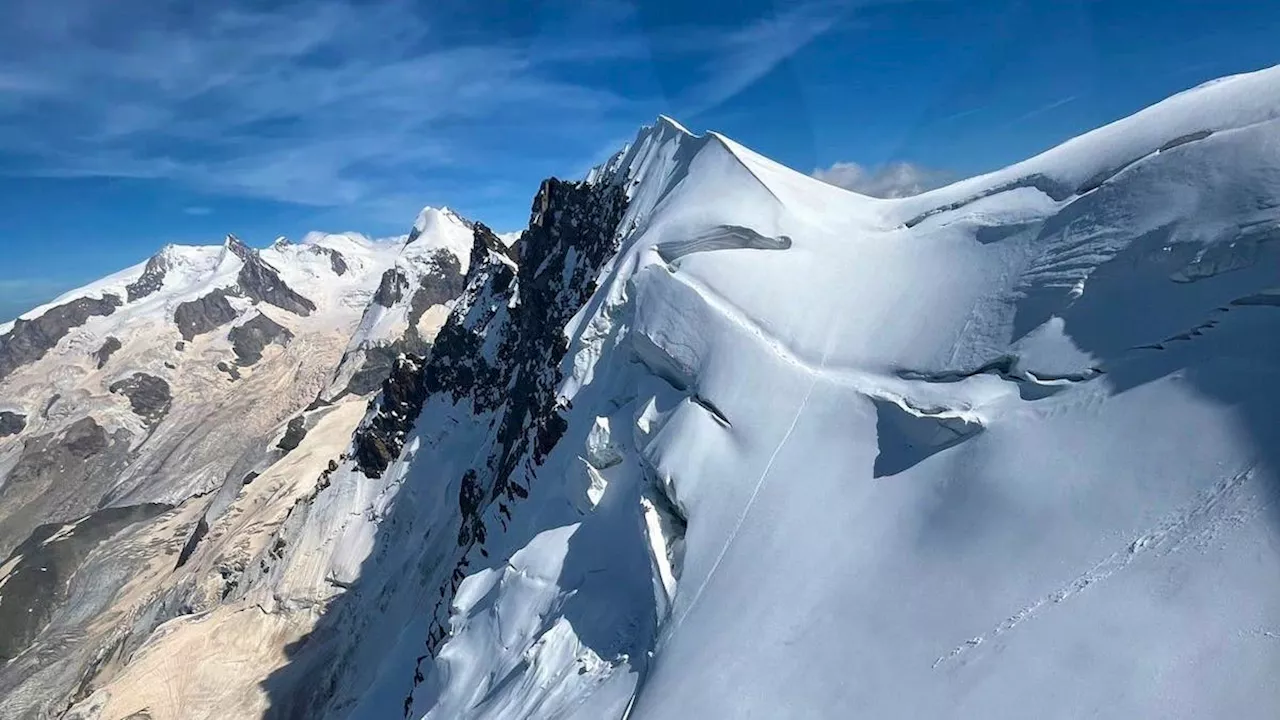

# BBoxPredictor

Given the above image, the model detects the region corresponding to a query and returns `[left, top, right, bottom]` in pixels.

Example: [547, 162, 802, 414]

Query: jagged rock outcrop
[0, 294, 122, 381]
[229, 312, 293, 365]
[0, 410, 25, 437]
[373, 269, 410, 308]
[277, 415, 308, 452]
[174, 288, 239, 340]
[227, 235, 317, 316]
[352, 353, 427, 477]
[93, 336, 122, 368]
[125, 252, 169, 302]
[108, 373, 173, 428]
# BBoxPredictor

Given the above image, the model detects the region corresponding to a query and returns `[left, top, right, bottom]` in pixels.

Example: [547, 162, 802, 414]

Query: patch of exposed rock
[174, 288, 239, 341]
[108, 373, 173, 428]
[93, 336, 122, 369]
[0, 294, 123, 381]
[216, 360, 241, 381]
[227, 236, 316, 316]
[125, 252, 169, 302]
[311, 245, 348, 275]
[0, 411, 25, 437]
[373, 268, 410, 308]
[229, 312, 293, 366]
[277, 415, 307, 452]
[0, 502, 170, 661]
[352, 353, 427, 477]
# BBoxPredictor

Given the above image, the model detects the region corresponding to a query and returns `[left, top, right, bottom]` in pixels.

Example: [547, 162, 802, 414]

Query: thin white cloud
[676, 2, 847, 117]
[0, 0, 916, 222]
[1004, 95, 1079, 127]
[812, 161, 956, 197]
[0, 0, 633, 216]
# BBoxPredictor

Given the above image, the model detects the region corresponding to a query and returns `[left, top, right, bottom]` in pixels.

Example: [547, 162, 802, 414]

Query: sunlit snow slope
[46, 67, 1280, 720]
[248, 68, 1280, 720]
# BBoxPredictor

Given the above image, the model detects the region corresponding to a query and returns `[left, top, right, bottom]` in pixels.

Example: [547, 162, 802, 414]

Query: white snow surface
[345, 66, 1280, 719]
[39, 68, 1280, 720]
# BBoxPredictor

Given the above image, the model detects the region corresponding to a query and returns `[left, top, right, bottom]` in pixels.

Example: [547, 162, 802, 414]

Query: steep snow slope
[197, 68, 1280, 720]
[46, 67, 1280, 720]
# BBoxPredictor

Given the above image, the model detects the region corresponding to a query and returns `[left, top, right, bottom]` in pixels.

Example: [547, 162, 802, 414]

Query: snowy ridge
[331, 66, 1280, 719]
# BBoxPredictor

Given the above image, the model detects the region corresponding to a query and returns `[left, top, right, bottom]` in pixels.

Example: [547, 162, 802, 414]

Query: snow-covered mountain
[0, 210, 474, 718]
[6, 65, 1280, 719]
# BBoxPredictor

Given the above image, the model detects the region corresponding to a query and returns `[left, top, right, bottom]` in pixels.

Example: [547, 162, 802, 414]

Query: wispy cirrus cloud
[0, 0, 880, 223]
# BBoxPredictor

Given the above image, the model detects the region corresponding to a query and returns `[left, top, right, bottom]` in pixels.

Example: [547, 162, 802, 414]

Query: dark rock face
[0, 416, 133, 561]
[174, 515, 210, 569]
[408, 251, 466, 321]
[62, 416, 109, 459]
[216, 360, 241, 381]
[277, 415, 307, 452]
[93, 336, 122, 369]
[373, 269, 409, 308]
[41, 394, 60, 419]
[126, 252, 169, 302]
[310, 245, 348, 275]
[0, 294, 123, 382]
[108, 373, 172, 428]
[342, 251, 468, 397]
[403, 179, 627, 690]
[228, 312, 293, 366]
[0, 502, 170, 660]
[343, 345, 405, 397]
[174, 289, 239, 341]
[228, 236, 316, 316]
[0, 411, 25, 438]
[353, 353, 427, 477]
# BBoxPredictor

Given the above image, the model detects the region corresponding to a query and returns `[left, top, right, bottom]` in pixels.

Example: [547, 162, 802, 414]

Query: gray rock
[125, 252, 169, 302]
[228, 236, 316, 316]
[0, 411, 25, 438]
[229, 312, 293, 366]
[0, 502, 169, 661]
[93, 336, 122, 369]
[173, 289, 239, 341]
[311, 245, 348, 275]
[0, 294, 123, 381]
[406, 251, 465, 335]
[216, 360, 241, 381]
[277, 415, 307, 452]
[0, 416, 133, 559]
[108, 373, 173, 429]
[373, 268, 409, 308]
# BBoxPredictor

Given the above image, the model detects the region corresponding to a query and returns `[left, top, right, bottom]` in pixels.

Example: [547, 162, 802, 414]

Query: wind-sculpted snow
[282, 67, 1280, 720]
[652, 225, 791, 265]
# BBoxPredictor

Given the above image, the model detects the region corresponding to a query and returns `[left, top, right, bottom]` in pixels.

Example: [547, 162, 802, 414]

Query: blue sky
[1, 0, 1278, 321]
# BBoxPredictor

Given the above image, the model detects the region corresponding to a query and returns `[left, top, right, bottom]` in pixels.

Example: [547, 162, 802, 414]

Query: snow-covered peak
[405, 206, 474, 269]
